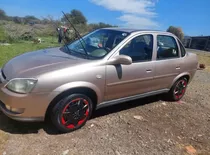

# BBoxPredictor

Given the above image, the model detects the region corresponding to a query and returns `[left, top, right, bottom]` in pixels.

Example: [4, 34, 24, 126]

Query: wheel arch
[45, 82, 102, 120]
[170, 72, 190, 88]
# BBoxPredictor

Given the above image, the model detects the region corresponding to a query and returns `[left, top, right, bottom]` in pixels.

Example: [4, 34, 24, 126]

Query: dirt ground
[0, 51, 210, 155]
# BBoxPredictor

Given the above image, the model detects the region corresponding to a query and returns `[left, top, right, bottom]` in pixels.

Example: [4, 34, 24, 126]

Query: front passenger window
[119, 34, 153, 62]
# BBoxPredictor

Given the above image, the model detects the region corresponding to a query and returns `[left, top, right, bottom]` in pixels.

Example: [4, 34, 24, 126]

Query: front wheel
[51, 94, 93, 133]
[167, 78, 188, 101]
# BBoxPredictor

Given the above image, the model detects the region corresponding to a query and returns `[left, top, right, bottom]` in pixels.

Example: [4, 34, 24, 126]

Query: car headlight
[5, 78, 37, 94]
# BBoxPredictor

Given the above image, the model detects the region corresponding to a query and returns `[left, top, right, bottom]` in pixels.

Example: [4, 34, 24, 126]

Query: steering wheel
[97, 43, 111, 52]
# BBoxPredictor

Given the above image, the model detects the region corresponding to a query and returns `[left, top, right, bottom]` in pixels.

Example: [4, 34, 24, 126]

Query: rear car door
[153, 34, 182, 90]
[105, 33, 155, 101]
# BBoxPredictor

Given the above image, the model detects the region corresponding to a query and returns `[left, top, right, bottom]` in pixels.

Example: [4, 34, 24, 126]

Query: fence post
[204, 37, 210, 51]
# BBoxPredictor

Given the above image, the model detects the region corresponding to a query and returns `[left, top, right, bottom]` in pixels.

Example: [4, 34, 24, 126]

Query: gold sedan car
[0, 28, 198, 132]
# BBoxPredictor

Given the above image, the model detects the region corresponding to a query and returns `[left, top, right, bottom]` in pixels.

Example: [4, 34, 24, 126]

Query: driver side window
[119, 34, 153, 62]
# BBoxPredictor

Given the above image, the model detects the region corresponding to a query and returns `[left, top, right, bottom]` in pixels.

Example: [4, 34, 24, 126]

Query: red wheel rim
[174, 79, 187, 99]
[61, 98, 89, 129]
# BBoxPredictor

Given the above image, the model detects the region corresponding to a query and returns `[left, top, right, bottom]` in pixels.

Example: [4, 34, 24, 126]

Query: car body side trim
[107, 77, 153, 86]
[154, 73, 178, 79]
[96, 89, 169, 109]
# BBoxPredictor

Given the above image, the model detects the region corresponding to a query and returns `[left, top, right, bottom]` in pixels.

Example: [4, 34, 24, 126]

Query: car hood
[2, 47, 88, 79]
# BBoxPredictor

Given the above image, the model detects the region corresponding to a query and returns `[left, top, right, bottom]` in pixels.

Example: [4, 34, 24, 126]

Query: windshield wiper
[62, 11, 89, 59]
[67, 48, 87, 59]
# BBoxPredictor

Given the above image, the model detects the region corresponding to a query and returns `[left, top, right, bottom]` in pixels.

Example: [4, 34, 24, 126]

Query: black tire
[51, 93, 93, 133]
[167, 78, 188, 101]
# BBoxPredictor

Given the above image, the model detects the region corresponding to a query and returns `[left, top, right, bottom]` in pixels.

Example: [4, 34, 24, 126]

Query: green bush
[2, 21, 35, 42]
[0, 26, 7, 42]
[20, 31, 34, 41]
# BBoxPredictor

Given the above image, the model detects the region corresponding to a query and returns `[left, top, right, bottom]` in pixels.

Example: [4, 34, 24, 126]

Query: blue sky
[0, 0, 210, 36]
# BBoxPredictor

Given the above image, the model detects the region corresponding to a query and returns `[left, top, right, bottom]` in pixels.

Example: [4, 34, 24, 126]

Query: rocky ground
[0, 52, 210, 155]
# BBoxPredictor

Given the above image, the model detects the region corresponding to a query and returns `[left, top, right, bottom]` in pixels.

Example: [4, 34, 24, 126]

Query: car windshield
[63, 29, 130, 59]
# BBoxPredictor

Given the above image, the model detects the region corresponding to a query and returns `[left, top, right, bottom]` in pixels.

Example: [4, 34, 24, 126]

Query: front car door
[105, 33, 155, 101]
[152, 33, 183, 91]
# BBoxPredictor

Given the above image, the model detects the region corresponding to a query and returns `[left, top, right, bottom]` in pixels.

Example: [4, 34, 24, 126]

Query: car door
[152, 34, 182, 91]
[105, 34, 155, 101]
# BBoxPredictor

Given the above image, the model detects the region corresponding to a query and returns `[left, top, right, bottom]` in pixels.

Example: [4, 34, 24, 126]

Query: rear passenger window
[157, 35, 179, 60]
[178, 40, 186, 57]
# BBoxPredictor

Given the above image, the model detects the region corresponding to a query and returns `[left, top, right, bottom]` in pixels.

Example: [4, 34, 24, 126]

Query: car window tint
[157, 35, 179, 60]
[178, 39, 186, 57]
[119, 34, 153, 62]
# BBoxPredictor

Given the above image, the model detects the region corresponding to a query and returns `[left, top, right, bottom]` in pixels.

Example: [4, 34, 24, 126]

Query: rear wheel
[167, 78, 188, 101]
[51, 94, 93, 133]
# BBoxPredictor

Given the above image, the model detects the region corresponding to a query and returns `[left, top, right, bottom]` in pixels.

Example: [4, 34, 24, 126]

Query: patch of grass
[188, 49, 210, 65]
[0, 37, 60, 67]
[195, 53, 210, 66]
[190, 50, 210, 72]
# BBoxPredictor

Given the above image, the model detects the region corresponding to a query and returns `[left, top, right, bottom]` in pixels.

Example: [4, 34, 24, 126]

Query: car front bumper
[0, 100, 44, 121]
[0, 69, 59, 122]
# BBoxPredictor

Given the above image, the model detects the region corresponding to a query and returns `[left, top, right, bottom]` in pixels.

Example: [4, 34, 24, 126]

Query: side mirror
[106, 55, 132, 65]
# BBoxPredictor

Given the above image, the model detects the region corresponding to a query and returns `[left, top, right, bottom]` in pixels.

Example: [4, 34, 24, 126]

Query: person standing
[57, 27, 63, 44]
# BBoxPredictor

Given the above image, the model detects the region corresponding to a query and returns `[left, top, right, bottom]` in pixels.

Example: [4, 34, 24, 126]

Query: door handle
[176, 66, 180, 70]
[146, 69, 152, 73]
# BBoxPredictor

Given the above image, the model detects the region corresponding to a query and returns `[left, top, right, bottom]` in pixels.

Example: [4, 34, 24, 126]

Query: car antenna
[61, 11, 89, 58]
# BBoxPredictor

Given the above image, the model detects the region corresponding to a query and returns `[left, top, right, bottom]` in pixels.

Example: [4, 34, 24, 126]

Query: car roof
[101, 27, 163, 33]
[100, 27, 173, 35]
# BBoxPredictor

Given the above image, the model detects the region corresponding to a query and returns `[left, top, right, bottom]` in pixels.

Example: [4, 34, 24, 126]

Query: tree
[167, 26, 184, 41]
[13, 16, 24, 24]
[24, 15, 40, 24]
[40, 15, 61, 26]
[0, 9, 7, 20]
[61, 9, 87, 25]
[89, 22, 117, 31]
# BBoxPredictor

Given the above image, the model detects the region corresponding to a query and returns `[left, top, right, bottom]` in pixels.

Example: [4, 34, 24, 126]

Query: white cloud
[90, 0, 159, 29]
[118, 14, 159, 28]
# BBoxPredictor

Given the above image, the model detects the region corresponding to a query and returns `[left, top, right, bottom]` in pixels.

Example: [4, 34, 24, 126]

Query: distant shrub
[0, 26, 7, 42]
[13, 16, 25, 24]
[33, 24, 57, 37]
[20, 31, 34, 41]
[2, 22, 35, 42]
[88, 22, 116, 31]
[0, 20, 8, 25]
[167, 26, 184, 41]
